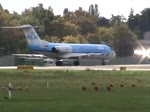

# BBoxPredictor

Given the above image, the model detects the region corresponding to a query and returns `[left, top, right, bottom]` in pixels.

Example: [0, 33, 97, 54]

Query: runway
[0, 64, 150, 71]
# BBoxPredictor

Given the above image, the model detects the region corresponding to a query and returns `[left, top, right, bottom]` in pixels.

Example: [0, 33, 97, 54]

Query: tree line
[0, 3, 150, 57]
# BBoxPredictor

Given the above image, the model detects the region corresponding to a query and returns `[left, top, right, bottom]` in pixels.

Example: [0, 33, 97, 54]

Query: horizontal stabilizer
[0, 25, 38, 29]
[12, 54, 47, 58]
[1, 24, 42, 45]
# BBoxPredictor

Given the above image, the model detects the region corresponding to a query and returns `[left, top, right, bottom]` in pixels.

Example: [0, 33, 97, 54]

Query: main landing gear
[73, 60, 80, 66]
[55, 60, 80, 66]
[55, 60, 63, 66]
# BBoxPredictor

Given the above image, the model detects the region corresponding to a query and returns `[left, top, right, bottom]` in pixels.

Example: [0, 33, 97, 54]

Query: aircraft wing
[61, 53, 108, 59]
[68, 54, 88, 59]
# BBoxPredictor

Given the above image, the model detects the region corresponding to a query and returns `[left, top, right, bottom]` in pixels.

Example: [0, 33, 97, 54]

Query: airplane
[1, 25, 116, 66]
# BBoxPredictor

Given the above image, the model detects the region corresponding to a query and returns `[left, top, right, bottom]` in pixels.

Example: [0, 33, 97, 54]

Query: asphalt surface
[0, 64, 150, 71]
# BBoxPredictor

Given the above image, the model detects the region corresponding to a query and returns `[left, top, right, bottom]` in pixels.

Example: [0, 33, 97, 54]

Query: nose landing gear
[101, 60, 106, 65]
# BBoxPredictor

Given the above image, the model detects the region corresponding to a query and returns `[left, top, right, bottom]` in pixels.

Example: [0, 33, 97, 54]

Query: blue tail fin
[18, 25, 42, 45]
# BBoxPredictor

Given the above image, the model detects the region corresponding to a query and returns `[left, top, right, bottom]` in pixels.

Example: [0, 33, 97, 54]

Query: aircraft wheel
[56, 61, 63, 66]
[73, 61, 80, 66]
[101, 60, 105, 65]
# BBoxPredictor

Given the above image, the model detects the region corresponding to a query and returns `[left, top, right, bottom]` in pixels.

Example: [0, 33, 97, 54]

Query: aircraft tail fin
[1, 25, 42, 45]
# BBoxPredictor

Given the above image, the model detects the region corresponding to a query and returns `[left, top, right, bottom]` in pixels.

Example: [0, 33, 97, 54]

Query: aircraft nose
[109, 50, 116, 59]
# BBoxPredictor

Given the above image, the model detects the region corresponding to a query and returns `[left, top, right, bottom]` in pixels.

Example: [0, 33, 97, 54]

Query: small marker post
[8, 82, 12, 99]
[47, 82, 49, 88]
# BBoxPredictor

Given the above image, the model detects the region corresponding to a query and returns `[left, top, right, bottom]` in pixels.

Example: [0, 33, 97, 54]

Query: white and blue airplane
[2, 25, 116, 66]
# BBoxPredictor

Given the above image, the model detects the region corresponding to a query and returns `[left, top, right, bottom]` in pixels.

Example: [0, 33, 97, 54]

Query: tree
[128, 11, 142, 39]
[48, 18, 79, 41]
[140, 8, 150, 32]
[127, 8, 150, 39]
[85, 33, 101, 44]
[63, 8, 69, 16]
[127, 8, 135, 30]
[0, 6, 31, 55]
[112, 24, 137, 57]
[97, 27, 113, 46]
[21, 3, 55, 38]
[78, 18, 97, 35]
[97, 17, 110, 27]
[0, 3, 3, 10]
[110, 15, 127, 26]
[64, 10, 97, 35]
[63, 35, 79, 43]
[89, 4, 99, 17]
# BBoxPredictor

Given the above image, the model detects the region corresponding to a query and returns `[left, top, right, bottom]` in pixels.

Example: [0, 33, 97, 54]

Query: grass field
[0, 69, 150, 112]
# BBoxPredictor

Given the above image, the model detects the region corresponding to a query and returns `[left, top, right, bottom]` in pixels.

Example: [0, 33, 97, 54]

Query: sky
[0, 0, 150, 18]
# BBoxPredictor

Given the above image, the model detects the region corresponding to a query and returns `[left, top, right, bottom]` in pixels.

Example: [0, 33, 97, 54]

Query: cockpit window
[98, 46, 105, 50]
